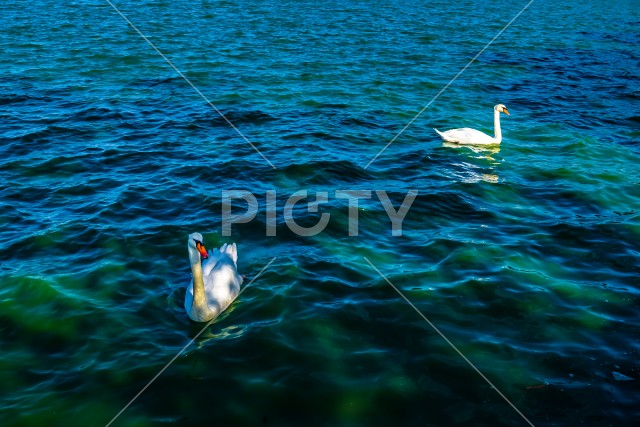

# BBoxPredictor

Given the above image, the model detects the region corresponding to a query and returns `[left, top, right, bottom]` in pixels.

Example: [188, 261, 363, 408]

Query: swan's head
[495, 104, 510, 115]
[187, 232, 208, 260]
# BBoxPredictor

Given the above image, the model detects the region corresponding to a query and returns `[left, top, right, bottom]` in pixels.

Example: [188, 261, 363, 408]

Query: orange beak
[196, 242, 208, 259]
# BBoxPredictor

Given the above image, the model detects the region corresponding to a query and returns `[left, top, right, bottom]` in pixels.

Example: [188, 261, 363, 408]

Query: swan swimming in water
[185, 233, 243, 322]
[435, 104, 510, 145]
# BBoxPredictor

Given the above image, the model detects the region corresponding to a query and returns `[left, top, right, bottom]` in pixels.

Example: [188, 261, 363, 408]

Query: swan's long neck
[493, 109, 502, 143]
[189, 250, 207, 314]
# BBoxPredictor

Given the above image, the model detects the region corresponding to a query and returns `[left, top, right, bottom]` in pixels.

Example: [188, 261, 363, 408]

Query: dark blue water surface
[1, 0, 639, 426]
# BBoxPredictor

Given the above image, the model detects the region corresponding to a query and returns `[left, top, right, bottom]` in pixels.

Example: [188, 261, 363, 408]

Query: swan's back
[434, 127, 497, 145]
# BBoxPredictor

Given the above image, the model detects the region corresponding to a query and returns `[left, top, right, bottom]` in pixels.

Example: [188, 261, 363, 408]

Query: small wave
[280, 159, 373, 184]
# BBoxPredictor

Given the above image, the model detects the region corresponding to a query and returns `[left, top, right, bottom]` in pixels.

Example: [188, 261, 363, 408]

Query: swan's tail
[434, 128, 445, 139]
[219, 242, 238, 265]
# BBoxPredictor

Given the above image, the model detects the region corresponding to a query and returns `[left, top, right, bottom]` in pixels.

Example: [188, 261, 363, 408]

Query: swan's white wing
[201, 243, 239, 276]
[199, 243, 243, 314]
[201, 249, 222, 277]
[220, 242, 237, 264]
[435, 127, 495, 145]
[202, 258, 242, 312]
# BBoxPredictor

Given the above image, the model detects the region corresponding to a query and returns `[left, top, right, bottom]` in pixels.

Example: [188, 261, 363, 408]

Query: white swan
[435, 104, 510, 145]
[184, 233, 243, 322]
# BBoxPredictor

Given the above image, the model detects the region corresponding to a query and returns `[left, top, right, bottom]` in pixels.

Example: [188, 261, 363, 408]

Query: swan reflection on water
[442, 142, 501, 184]
[442, 141, 501, 159]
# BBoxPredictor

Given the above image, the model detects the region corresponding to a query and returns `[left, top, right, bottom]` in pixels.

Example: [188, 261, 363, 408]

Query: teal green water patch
[0, 276, 86, 336]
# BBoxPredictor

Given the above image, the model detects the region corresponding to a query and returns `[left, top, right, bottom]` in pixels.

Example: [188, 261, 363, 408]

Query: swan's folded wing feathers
[202, 249, 222, 276]
[441, 128, 465, 143]
[215, 242, 238, 264]
[440, 127, 491, 144]
[229, 243, 238, 264]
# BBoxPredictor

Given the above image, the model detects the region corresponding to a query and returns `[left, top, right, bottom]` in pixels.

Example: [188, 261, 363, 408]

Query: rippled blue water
[1, 0, 639, 425]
